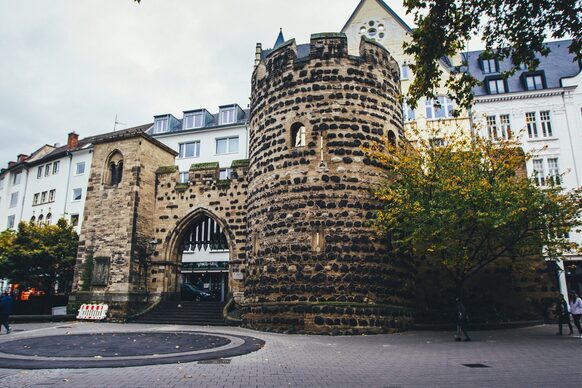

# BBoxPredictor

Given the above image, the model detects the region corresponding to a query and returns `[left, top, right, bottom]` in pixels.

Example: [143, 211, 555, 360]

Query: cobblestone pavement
[0, 322, 581, 387]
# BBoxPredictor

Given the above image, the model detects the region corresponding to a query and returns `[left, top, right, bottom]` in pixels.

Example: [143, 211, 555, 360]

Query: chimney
[254, 43, 262, 68]
[17, 154, 28, 162]
[8, 161, 16, 168]
[67, 132, 79, 149]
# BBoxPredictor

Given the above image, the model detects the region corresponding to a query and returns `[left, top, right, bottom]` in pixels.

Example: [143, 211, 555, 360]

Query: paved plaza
[0, 322, 581, 387]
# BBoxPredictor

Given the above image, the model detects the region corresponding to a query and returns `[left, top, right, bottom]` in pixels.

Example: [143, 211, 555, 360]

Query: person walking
[568, 291, 582, 337]
[556, 294, 573, 336]
[0, 292, 13, 334]
[455, 298, 471, 342]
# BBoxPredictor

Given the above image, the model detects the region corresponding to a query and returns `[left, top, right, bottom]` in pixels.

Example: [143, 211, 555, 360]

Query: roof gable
[341, 0, 411, 34]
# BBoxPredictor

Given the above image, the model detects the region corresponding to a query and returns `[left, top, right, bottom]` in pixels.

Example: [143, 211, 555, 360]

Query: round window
[378, 24, 385, 31]
[379, 32, 385, 39]
[369, 20, 375, 26]
[360, 26, 367, 34]
[368, 28, 377, 37]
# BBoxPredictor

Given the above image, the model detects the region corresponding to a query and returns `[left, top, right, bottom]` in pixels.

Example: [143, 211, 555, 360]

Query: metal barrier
[77, 304, 108, 320]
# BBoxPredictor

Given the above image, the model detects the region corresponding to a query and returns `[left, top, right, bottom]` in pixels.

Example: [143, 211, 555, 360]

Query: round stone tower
[245, 33, 413, 334]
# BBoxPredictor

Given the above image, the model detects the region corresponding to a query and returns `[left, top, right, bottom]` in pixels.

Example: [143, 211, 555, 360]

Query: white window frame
[539, 111, 553, 138]
[526, 112, 538, 138]
[178, 141, 201, 159]
[486, 115, 498, 140]
[153, 117, 169, 134]
[52, 161, 60, 175]
[532, 159, 545, 186]
[33, 193, 39, 206]
[7, 215, 15, 229]
[37, 167, 43, 179]
[215, 136, 239, 155]
[72, 188, 83, 202]
[49, 189, 56, 202]
[425, 96, 454, 119]
[219, 108, 236, 125]
[403, 100, 415, 122]
[401, 63, 409, 80]
[9, 192, 18, 208]
[499, 114, 512, 140]
[70, 213, 80, 227]
[41, 191, 47, 203]
[183, 112, 205, 129]
[547, 157, 560, 185]
[44, 164, 50, 177]
[75, 162, 86, 175]
[179, 172, 189, 183]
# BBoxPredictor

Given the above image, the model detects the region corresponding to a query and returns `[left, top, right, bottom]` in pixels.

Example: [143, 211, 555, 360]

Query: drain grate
[462, 363, 490, 368]
[198, 358, 231, 365]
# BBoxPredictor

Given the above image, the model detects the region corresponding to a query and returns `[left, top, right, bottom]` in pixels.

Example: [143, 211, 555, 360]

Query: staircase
[134, 301, 227, 326]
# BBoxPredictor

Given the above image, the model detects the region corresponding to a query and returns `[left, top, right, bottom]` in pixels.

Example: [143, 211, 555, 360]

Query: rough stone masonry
[244, 33, 414, 334]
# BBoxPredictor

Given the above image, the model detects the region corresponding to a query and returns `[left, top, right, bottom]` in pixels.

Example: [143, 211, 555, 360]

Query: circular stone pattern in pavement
[0, 331, 264, 369]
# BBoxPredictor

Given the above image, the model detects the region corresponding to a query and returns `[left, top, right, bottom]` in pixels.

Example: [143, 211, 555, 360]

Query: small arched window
[30, 216, 36, 224]
[105, 151, 124, 186]
[38, 214, 44, 225]
[46, 213, 52, 225]
[290, 122, 306, 148]
[387, 130, 397, 147]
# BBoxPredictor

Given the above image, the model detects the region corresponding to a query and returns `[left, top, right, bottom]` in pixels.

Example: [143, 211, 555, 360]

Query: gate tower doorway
[179, 214, 229, 302]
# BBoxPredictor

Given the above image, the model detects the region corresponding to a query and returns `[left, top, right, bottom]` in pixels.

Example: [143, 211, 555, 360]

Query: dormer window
[485, 76, 507, 94]
[480, 57, 499, 74]
[184, 112, 204, 129]
[521, 71, 546, 91]
[219, 107, 236, 125]
[153, 116, 169, 134]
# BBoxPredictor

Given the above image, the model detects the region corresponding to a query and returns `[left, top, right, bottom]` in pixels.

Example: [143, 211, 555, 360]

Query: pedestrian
[556, 294, 573, 336]
[568, 291, 582, 337]
[455, 298, 471, 342]
[0, 291, 13, 334]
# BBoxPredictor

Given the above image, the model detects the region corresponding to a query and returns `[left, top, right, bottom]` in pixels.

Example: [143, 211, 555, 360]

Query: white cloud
[0, 0, 413, 164]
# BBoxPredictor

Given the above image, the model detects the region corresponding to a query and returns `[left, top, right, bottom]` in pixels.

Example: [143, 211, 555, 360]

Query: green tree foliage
[0, 219, 79, 294]
[367, 128, 582, 295]
[402, 0, 582, 110]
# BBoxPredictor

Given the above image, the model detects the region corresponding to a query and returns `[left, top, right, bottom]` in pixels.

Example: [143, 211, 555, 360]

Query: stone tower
[69, 126, 177, 317]
[245, 33, 414, 334]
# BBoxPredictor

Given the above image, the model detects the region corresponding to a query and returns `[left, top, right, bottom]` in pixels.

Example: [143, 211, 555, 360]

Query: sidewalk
[0, 322, 581, 387]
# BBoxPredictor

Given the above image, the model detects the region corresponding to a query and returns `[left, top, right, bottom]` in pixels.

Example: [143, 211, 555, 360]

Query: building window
[46, 213, 52, 225]
[179, 172, 189, 183]
[7, 215, 15, 229]
[44, 164, 50, 177]
[540, 111, 552, 137]
[30, 215, 36, 223]
[401, 63, 410, 80]
[38, 214, 44, 226]
[290, 123, 306, 147]
[524, 74, 544, 90]
[532, 159, 545, 186]
[499, 114, 512, 139]
[52, 161, 60, 175]
[216, 136, 239, 154]
[9, 192, 18, 208]
[425, 96, 454, 119]
[486, 115, 498, 139]
[105, 151, 124, 186]
[13, 172, 21, 185]
[429, 138, 445, 147]
[33, 193, 39, 205]
[387, 130, 397, 146]
[75, 162, 86, 175]
[219, 168, 231, 180]
[526, 112, 538, 138]
[179, 142, 200, 158]
[487, 78, 506, 94]
[0, 177, 3, 189]
[41, 191, 47, 203]
[49, 189, 55, 202]
[403, 100, 415, 122]
[481, 58, 498, 74]
[72, 188, 82, 201]
[154, 117, 169, 134]
[70, 214, 80, 227]
[37, 167, 43, 179]
[184, 112, 204, 129]
[219, 108, 236, 125]
[547, 158, 560, 185]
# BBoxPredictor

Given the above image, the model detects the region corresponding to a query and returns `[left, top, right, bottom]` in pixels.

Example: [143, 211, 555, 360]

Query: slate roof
[464, 40, 580, 96]
[260, 43, 311, 60]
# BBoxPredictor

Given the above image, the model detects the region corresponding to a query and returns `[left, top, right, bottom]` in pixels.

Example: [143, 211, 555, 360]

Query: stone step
[134, 301, 226, 326]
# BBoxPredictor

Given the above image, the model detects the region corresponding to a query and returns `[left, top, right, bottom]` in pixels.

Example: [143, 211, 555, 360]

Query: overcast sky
[0, 0, 415, 164]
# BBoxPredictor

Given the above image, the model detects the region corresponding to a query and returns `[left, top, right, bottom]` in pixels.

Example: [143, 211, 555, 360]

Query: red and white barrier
[77, 304, 108, 320]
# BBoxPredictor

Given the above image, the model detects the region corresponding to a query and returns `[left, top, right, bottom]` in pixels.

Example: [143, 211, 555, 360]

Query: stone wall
[70, 129, 176, 317]
[149, 161, 249, 300]
[244, 33, 414, 334]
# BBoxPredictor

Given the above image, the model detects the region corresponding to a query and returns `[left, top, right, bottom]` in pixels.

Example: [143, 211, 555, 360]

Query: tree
[367, 127, 582, 296]
[0, 219, 79, 295]
[402, 0, 582, 110]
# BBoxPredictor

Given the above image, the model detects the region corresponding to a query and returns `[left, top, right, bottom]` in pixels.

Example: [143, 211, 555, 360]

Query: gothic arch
[102, 149, 124, 186]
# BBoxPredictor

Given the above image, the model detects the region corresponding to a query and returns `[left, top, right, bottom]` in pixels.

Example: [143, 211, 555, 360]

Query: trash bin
[51, 306, 67, 316]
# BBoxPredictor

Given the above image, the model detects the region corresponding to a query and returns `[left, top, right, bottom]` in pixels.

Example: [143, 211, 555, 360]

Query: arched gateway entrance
[163, 209, 234, 303]
[180, 214, 230, 301]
